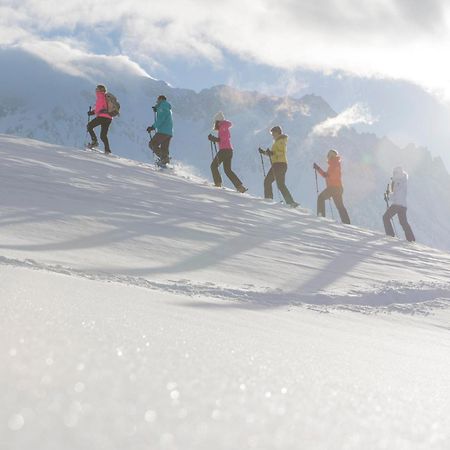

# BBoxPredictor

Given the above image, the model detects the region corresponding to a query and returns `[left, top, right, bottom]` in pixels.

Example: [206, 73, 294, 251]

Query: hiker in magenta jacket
[87, 84, 112, 154]
[207, 112, 247, 193]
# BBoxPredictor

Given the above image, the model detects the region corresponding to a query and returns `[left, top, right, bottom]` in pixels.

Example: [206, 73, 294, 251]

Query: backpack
[105, 92, 120, 117]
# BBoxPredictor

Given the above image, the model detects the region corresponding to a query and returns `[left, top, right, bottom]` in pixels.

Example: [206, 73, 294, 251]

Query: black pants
[264, 162, 295, 205]
[149, 133, 172, 162]
[211, 150, 243, 188]
[317, 186, 351, 224]
[383, 205, 415, 242]
[87, 117, 112, 152]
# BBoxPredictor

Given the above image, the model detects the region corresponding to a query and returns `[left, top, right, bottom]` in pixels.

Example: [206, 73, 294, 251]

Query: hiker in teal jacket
[147, 95, 173, 165]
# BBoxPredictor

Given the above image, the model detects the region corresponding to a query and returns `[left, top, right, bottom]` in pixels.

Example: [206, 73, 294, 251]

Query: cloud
[3, 0, 450, 98]
[13, 40, 152, 81]
[312, 103, 376, 136]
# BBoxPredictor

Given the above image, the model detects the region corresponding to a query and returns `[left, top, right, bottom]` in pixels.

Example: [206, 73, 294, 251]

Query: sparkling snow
[1, 135, 450, 450]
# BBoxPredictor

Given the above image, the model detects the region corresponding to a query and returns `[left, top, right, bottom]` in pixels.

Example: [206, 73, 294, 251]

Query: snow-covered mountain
[1, 47, 450, 251]
[1, 135, 450, 450]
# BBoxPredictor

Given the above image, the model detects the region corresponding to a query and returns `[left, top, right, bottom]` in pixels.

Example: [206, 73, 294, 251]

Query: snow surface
[1, 134, 450, 450]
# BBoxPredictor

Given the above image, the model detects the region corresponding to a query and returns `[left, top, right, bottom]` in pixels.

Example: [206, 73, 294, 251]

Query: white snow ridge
[1, 134, 450, 450]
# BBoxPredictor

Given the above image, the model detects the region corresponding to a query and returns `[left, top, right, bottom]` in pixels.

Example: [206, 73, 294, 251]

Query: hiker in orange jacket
[313, 149, 351, 224]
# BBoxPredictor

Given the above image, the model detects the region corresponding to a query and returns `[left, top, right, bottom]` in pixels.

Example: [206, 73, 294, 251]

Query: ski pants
[210, 149, 243, 189]
[87, 117, 112, 152]
[317, 186, 351, 224]
[150, 133, 172, 162]
[383, 205, 415, 242]
[264, 162, 295, 205]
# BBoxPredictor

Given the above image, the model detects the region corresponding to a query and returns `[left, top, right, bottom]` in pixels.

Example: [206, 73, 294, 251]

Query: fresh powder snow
[1, 134, 450, 450]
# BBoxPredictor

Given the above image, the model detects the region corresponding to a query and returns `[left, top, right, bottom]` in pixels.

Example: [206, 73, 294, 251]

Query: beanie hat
[96, 84, 106, 92]
[214, 111, 225, 122]
[212, 111, 225, 130]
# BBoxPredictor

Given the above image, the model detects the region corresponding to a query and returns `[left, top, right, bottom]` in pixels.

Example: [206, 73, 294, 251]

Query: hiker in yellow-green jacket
[259, 126, 299, 207]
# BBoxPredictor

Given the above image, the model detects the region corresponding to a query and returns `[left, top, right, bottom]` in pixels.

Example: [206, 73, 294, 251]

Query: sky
[2, 0, 450, 165]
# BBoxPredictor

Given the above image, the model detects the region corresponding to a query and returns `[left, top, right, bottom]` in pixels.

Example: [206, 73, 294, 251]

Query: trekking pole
[147, 129, 156, 163]
[314, 168, 319, 194]
[260, 152, 266, 177]
[315, 166, 335, 220]
[84, 106, 91, 147]
[384, 183, 397, 237]
[213, 141, 221, 176]
[328, 200, 335, 220]
[258, 148, 266, 177]
[210, 140, 215, 162]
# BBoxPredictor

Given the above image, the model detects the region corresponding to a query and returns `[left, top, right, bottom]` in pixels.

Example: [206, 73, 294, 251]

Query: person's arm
[313, 163, 327, 178]
[208, 134, 220, 142]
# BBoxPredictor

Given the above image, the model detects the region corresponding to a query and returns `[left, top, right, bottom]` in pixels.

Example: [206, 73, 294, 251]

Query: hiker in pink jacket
[207, 112, 247, 193]
[87, 84, 112, 154]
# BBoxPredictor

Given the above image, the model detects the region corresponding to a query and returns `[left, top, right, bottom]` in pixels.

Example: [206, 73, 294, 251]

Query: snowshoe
[155, 157, 171, 169]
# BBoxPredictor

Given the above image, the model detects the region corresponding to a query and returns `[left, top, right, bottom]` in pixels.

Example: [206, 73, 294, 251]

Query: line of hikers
[85, 85, 415, 243]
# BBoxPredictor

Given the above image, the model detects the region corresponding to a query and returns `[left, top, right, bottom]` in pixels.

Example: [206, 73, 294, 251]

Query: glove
[208, 133, 213, 141]
[147, 126, 155, 133]
[88, 109, 95, 116]
[258, 147, 265, 154]
[267, 149, 273, 156]
[313, 163, 319, 171]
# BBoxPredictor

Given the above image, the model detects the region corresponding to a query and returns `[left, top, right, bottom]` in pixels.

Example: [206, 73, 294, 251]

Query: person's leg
[87, 117, 101, 144]
[397, 207, 415, 242]
[210, 150, 224, 186]
[331, 187, 351, 224]
[264, 167, 275, 199]
[273, 163, 295, 204]
[317, 187, 332, 217]
[383, 205, 397, 237]
[222, 151, 244, 189]
[99, 118, 112, 153]
[159, 135, 172, 163]
[149, 133, 166, 159]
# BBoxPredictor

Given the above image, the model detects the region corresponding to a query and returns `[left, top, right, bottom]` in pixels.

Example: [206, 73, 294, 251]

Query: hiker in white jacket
[383, 167, 415, 242]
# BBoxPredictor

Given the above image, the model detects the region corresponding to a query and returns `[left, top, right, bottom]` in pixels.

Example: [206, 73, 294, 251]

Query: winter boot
[289, 201, 299, 208]
[87, 140, 99, 149]
[237, 185, 248, 193]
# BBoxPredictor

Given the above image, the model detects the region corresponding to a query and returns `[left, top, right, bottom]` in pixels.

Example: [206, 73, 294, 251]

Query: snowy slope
[1, 47, 450, 252]
[1, 135, 450, 450]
